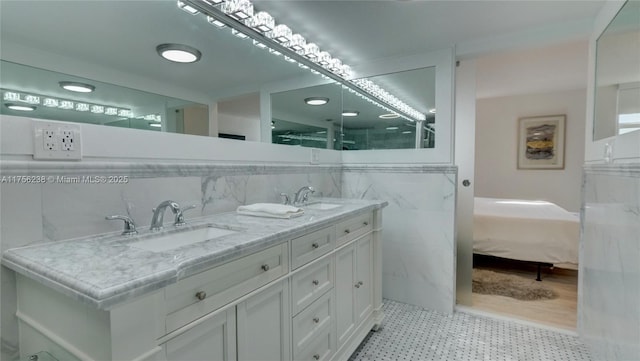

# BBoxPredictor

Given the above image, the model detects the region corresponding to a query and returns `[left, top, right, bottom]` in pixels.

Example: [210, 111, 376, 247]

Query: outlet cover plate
[33, 121, 82, 160]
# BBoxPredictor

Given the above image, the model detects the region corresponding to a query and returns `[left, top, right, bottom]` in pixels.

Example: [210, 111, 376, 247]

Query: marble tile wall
[342, 165, 457, 314]
[579, 163, 640, 361]
[0, 161, 341, 359]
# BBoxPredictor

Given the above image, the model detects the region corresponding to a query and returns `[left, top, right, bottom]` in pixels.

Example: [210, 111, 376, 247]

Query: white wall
[475, 89, 586, 212]
[217, 93, 261, 142]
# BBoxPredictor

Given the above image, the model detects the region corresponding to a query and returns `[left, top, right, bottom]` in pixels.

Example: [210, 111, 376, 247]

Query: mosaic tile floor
[349, 300, 593, 361]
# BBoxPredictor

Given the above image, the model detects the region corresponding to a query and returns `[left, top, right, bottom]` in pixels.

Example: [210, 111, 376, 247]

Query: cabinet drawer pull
[313, 354, 320, 360]
[344, 229, 350, 234]
[311, 242, 319, 249]
[261, 264, 270, 272]
[312, 279, 319, 286]
[195, 291, 207, 301]
[358, 281, 364, 286]
[363, 221, 369, 226]
[354, 283, 360, 288]
[313, 317, 320, 323]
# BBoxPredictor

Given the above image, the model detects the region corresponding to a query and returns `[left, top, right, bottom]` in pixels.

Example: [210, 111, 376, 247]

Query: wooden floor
[470, 256, 578, 331]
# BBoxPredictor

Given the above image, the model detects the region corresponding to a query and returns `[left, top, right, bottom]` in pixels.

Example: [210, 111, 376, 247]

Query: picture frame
[517, 114, 566, 169]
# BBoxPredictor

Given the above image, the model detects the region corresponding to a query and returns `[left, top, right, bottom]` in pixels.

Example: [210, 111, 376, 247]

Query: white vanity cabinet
[335, 234, 373, 348]
[162, 306, 236, 361]
[11, 205, 384, 361]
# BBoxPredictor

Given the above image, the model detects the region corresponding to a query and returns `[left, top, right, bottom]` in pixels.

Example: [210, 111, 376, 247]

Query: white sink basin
[305, 203, 342, 211]
[129, 226, 237, 252]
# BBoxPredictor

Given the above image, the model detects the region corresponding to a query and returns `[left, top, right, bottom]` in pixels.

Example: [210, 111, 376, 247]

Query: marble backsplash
[0, 162, 342, 248]
[579, 163, 640, 361]
[342, 165, 457, 314]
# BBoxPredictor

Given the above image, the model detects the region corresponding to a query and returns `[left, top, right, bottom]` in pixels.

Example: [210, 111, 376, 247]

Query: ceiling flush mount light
[342, 110, 359, 117]
[156, 43, 202, 63]
[5, 103, 36, 111]
[304, 97, 329, 106]
[59, 81, 95, 93]
[379, 113, 400, 119]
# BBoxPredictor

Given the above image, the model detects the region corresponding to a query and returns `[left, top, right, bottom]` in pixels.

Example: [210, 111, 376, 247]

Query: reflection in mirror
[271, 83, 342, 149]
[270, 66, 436, 150]
[340, 67, 435, 150]
[0, 61, 208, 134]
[272, 119, 329, 148]
[594, 0, 640, 140]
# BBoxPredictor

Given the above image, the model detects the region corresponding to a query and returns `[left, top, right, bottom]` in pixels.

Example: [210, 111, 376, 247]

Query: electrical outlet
[60, 129, 75, 151]
[33, 121, 82, 160]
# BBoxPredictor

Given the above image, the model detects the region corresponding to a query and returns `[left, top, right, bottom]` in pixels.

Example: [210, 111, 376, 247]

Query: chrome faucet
[280, 192, 291, 205]
[105, 215, 137, 235]
[293, 186, 315, 206]
[150, 200, 181, 231]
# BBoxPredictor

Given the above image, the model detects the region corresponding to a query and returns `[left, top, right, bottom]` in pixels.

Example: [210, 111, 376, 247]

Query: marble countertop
[2, 198, 386, 310]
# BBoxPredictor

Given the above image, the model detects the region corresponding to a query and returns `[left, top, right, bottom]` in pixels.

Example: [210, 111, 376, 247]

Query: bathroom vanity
[2, 199, 386, 361]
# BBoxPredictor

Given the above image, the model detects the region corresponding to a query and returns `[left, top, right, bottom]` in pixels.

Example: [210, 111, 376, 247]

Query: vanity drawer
[336, 212, 373, 247]
[291, 226, 335, 269]
[291, 257, 334, 315]
[164, 243, 288, 334]
[292, 291, 333, 358]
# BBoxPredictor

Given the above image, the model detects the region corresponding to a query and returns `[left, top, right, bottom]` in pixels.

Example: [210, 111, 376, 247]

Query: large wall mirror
[594, 0, 640, 140]
[270, 67, 436, 150]
[1, 0, 444, 153]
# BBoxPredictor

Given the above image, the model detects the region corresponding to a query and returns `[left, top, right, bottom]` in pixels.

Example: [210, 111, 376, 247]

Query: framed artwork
[517, 115, 566, 169]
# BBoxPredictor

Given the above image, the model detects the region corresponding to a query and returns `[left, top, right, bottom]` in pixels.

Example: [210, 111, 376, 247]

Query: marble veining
[342, 167, 457, 314]
[2, 199, 386, 310]
[580, 164, 640, 361]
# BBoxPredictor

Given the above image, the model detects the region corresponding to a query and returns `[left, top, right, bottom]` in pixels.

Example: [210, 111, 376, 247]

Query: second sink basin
[305, 202, 342, 211]
[129, 226, 237, 253]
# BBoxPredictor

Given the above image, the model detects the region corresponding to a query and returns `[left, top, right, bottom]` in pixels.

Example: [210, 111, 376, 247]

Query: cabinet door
[335, 244, 356, 348]
[164, 307, 236, 361]
[237, 280, 290, 361]
[355, 235, 373, 324]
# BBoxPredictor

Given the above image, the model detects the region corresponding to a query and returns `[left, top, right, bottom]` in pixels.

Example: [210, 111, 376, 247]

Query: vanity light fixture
[267, 24, 292, 44]
[304, 97, 329, 106]
[379, 113, 400, 119]
[5, 103, 36, 111]
[342, 110, 359, 117]
[221, 0, 253, 20]
[246, 11, 274, 33]
[231, 29, 249, 39]
[175, 0, 423, 122]
[177, 1, 199, 15]
[156, 43, 202, 63]
[59, 81, 95, 93]
[207, 16, 226, 28]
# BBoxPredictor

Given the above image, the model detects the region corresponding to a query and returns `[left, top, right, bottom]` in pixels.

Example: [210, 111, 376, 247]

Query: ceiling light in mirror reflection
[5, 103, 36, 112]
[59, 81, 95, 93]
[304, 97, 329, 106]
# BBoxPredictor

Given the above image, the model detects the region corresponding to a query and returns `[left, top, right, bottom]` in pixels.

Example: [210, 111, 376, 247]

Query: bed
[473, 197, 579, 279]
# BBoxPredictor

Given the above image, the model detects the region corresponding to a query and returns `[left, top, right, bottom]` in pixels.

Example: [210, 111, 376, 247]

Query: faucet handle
[175, 204, 197, 227]
[280, 193, 291, 205]
[106, 215, 138, 235]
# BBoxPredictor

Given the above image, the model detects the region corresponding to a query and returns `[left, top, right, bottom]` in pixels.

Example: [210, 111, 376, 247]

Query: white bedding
[473, 197, 579, 265]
